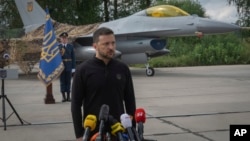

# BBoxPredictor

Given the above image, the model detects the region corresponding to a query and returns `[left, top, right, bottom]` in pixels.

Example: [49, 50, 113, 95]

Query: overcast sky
[197, 0, 239, 23]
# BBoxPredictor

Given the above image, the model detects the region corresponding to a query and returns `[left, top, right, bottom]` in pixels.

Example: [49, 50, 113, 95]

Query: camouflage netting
[13, 39, 41, 74]
[7, 22, 101, 74]
[23, 21, 101, 41]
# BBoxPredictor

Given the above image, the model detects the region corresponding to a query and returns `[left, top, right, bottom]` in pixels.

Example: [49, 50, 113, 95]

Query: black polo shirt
[71, 57, 136, 138]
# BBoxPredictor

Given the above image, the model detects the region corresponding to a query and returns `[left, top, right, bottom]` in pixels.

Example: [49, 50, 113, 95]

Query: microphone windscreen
[135, 108, 146, 123]
[111, 122, 125, 135]
[99, 104, 109, 121]
[83, 115, 97, 131]
[120, 113, 132, 128]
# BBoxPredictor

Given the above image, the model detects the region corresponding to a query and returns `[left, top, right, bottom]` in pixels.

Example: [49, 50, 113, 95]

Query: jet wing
[76, 28, 179, 41]
[74, 28, 178, 47]
[112, 28, 180, 38]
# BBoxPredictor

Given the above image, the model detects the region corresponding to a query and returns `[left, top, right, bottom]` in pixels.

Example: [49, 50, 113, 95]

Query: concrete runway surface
[0, 64, 250, 141]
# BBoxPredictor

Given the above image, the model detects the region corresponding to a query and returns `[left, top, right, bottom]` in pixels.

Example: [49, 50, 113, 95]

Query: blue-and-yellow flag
[37, 8, 64, 86]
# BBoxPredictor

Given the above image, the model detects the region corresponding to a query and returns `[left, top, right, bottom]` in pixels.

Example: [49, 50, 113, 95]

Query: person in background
[71, 27, 136, 141]
[59, 32, 76, 102]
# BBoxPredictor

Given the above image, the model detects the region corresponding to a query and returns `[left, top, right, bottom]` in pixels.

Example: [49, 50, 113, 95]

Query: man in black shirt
[71, 27, 136, 141]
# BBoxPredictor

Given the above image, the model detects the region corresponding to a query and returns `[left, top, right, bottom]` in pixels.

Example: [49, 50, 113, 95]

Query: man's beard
[99, 50, 114, 60]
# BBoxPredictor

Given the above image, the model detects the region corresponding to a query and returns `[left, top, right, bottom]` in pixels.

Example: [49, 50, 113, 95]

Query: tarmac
[0, 64, 250, 141]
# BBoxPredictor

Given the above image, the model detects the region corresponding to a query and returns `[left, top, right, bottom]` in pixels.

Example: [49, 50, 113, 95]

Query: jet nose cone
[197, 18, 240, 34]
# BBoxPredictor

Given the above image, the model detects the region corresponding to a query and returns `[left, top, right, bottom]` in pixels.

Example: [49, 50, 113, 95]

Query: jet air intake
[150, 39, 167, 50]
[117, 39, 167, 54]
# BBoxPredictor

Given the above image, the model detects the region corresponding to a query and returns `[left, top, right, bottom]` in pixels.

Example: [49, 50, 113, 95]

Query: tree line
[0, 0, 249, 29]
[0, 0, 249, 67]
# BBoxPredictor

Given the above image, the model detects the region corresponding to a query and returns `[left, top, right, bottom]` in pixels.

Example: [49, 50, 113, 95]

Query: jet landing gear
[145, 64, 155, 76]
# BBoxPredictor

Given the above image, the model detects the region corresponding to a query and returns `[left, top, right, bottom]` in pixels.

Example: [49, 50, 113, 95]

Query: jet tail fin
[14, 0, 46, 33]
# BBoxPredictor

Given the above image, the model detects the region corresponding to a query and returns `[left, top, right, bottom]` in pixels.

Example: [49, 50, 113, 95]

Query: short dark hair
[93, 27, 114, 43]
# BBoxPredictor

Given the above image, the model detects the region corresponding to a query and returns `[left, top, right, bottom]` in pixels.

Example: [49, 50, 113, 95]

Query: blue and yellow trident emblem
[27, 0, 33, 12]
[37, 8, 64, 86]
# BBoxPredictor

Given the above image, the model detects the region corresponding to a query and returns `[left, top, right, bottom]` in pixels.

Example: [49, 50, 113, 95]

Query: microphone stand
[0, 72, 30, 130]
[137, 122, 144, 141]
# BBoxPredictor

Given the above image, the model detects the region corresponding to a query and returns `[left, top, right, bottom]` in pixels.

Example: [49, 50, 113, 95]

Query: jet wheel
[146, 67, 155, 76]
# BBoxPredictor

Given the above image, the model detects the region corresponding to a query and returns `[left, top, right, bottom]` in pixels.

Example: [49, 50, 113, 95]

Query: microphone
[132, 127, 141, 141]
[108, 115, 125, 141]
[3, 53, 10, 60]
[120, 113, 136, 141]
[135, 108, 146, 141]
[82, 114, 97, 141]
[96, 104, 109, 141]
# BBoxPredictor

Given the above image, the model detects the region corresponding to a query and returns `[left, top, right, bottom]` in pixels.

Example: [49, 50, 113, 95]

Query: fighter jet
[14, 0, 240, 76]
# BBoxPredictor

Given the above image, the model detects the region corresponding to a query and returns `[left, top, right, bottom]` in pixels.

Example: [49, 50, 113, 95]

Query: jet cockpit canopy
[134, 5, 190, 17]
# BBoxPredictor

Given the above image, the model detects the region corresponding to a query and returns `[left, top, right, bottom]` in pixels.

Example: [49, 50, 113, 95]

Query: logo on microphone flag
[37, 8, 64, 86]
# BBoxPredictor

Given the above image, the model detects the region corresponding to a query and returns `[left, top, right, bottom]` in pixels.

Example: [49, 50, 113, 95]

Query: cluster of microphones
[82, 104, 146, 141]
